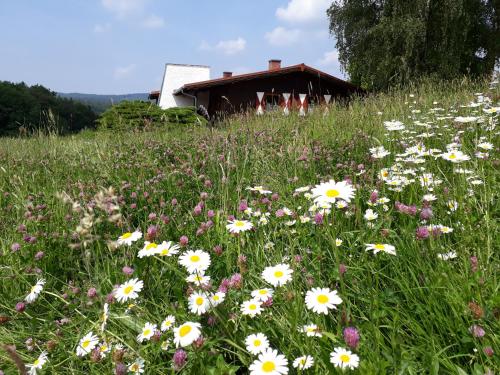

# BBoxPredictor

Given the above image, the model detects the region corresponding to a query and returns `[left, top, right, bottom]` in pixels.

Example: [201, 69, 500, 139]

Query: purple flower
[193, 205, 202, 216]
[469, 324, 485, 338]
[369, 190, 378, 204]
[173, 349, 187, 370]
[420, 207, 433, 220]
[87, 287, 97, 298]
[343, 327, 360, 349]
[171, 198, 178, 206]
[416, 226, 430, 240]
[238, 201, 248, 212]
[207, 210, 215, 218]
[147, 225, 159, 240]
[122, 266, 134, 275]
[339, 264, 347, 276]
[34, 251, 44, 261]
[115, 362, 127, 375]
[229, 273, 242, 289]
[11, 243, 21, 252]
[200, 192, 208, 200]
[470, 256, 478, 272]
[275, 209, 285, 218]
[483, 346, 494, 357]
[148, 212, 157, 220]
[271, 193, 279, 201]
[15, 302, 26, 313]
[213, 245, 223, 256]
[314, 213, 323, 225]
[179, 236, 189, 247]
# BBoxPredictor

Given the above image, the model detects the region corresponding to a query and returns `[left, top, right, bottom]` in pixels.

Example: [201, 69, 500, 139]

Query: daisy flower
[440, 150, 470, 163]
[365, 243, 396, 255]
[245, 333, 270, 355]
[364, 209, 378, 221]
[27, 351, 48, 375]
[115, 278, 144, 303]
[437, 251, 457, 260]
[157, 241, 180, 256]
[173, 322, 202, 347]
[247, 186, 272, 195]
[311, 179, 356, 204]
[76, 331, 99, 357]
[117, 230, 142, 246]
[370, 146, 391, 159]
[179, 250, 211, 273]
[97, 341, 111, 358]
[335, 238, 343, 247]
[330, 347, 359, 369]
[384, 120, 405, 131]
[293, 355, 314, 370]
[137, 322, 157, 343]
[161, 315, 176, 331]
[249, 348, 288, 375]
[209, 292, 225, 306]
[26, 279, 45, 303]
[186, 273, 211, 286]
[241, 299, 263, 317]
[305, 288, 342, 314]
[301, 323, 322, 337]
[226, 219, 254, 233]
[161, 339, 171, 351]
[128, 357, 145, 374]
[138, 241, 160, 258]
[261, 264, 293, 287]
[188, 291, 210, 315]
[251, 288, 274, 302]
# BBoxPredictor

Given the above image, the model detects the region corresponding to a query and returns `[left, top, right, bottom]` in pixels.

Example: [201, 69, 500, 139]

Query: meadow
[0, 78, 498, 374]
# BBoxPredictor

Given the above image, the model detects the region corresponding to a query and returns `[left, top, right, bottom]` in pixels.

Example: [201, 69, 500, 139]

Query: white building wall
[158, 64, 210, 109]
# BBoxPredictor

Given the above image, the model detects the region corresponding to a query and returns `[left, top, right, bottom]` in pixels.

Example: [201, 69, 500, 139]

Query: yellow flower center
[234, 221, 245, 227]
[190, 255, 200, 262]
[100, 345, 108, 352]
[124, 285, 134, 295]
[195, 297, 204, 306]
[146, 242, 157, 250]
[213, 295, 219, 301]
[161, 249, 169, 255]
[340, 354, 350, 363]
[274, 270, 284, 278]
[300, 359, 306, 365]
[249, 304, 257, 310]
[130, 363, 139, 371]
[121, 232, 132, 239]
[254, 339, 261, 346]
[449, 153, 456, 159]
[374, 244, 385, 250]
[317, 294, 329, 304]
[82, 340, 90, 348]
[143, 329, 151, 337]
[262, 361, 276, 372]
[34, 359, 40, 366]
[179, 325, 192, 337]
[259, 290, 267, 295]
[326, 189, 340, 198]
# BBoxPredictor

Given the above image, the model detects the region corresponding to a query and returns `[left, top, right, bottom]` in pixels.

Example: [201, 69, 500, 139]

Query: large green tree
[327, 0, 499, 90]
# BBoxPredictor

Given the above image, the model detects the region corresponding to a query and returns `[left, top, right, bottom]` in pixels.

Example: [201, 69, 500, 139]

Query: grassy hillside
[0, 79, 498, 374]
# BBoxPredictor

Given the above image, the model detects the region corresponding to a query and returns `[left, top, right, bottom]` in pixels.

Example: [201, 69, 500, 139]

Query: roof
[148, 90, 160, 99]
[174, 63, 361, 94]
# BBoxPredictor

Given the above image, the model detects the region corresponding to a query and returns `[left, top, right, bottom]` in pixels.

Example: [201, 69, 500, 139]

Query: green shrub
[97, 101, 206, 130]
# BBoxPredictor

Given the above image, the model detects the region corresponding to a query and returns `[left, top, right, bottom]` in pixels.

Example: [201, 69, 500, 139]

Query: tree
[327, 0, 499, 90]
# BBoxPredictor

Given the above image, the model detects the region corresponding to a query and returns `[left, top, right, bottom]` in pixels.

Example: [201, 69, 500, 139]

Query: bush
[97, 101, 206, 130]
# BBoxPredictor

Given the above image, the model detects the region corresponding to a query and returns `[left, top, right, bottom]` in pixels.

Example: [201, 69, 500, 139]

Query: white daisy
[251, 288, 274, 302]
[365, 243, 396, 256]
[209, 292, 225, 306]
[178, 250, 211, 273]
[157, 241, 180, 256]
[305, 288, 342, 314]
[76, 331, 99, 357]
[97, 341, 111, 358]
[301, 323, 322, 337]
[26, 351, 48, 375]
[186, 273, 211, 286]
[330, 347, 359, 369]
[188, 291, 210, 315]
[241, 299, 263, 317]
[249, 348, 288, 375]
[137, 322, 157, 343]
[138, 241, 160, 258]
[247, 186, 272, 195]
[261, 264, 293, 287]
[293, 355, 314, 370]
[161, 315, 176, 331]
[117, 230, 142, 246]
[114, 278, 144, 303]
[440, 150, 470, 163]
[128, 357, 145, 374]
[226, 219, 254, 233]
[364, 209, 378, 221]
[25, 279, 45, 303]
[173, 321, 202, 347]
[311, 179, 356, 204]
[245, 333, 270, 355]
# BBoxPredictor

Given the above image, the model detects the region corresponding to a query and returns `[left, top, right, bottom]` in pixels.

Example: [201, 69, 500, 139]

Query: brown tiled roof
[174, 63, 362, 94]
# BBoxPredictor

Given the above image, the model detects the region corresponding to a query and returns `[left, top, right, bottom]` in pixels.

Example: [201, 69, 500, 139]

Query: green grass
[0, 78, 498, 374]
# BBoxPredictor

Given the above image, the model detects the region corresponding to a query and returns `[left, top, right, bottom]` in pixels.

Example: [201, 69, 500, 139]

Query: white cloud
[215, 37, 246, 55]
[114, 64, 136, 79]
[318, 50, 339, 66]
[265, 27, 302, 46]
[93, 23, 111, 33]
[276, 0, 331, 23]
[102, 0, 147, 18]
[142, 14, 165, 29]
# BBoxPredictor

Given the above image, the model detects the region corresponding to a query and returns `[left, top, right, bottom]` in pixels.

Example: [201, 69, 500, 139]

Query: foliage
[97, 101, 206, 130]
[0, 78, 498, 374]
[0, 81, 97, 136]
[327, 0, 499, 90]
[57, 93, 149, 114]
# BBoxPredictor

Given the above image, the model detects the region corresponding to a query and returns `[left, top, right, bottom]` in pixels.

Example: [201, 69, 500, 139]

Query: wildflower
[173, 349, 187, 370]
[98, 341, 111, 358]
[261, 264, 293, 287]
[87, 287, 97, 298]
[114, 278, 144, 303]
[330, 347, 359, 369]
[437, 251, 457, 260]
[364, 209, 378, 221]
[440, 150, 470, 163]
[15, 302, 26, 313]
[157, 241, 180, 256]
[117, 230, 142, 246]
[188, 292, 210, 315]
[483, 346, 494, 357]
[26, 351, 48, 375]
[161, 315, 176, 331]
[226, 219, 253, 233]
[249, 348, 289, 375]
[161, 339, 171, 351]
[343, 327, 360, 349]
[186, 273, 211, 286]
[11, 242, 21, 252]
[76, 331, 99, 357]
[179, 250, 211, 273]
[251, 288, 274, 302]
[128, 357, 145, 374]
[241, 299, 263, 317]
[122, 266, 134, 276]
[311, 179, 356, 204]
[469, 324, 485, 338]
[416, 226, 430, 240]
[245, 333, 270, 355]
[370, 146, 391, 159]
[137, 322, 157, 343]
[384, 120, 405, 131]
[179, 235, 189, 246]
[25, 279, 45, 303]
[305, 288, 342, 314]
[335, 238, 343, 247]
[301, 323, 322, 337]
[138, 241, 160, 258]
[293, 355, 314, 370]
[365, 243, 396, 256]
[247, 186, 272, 195]
[173, 322, 202, 347]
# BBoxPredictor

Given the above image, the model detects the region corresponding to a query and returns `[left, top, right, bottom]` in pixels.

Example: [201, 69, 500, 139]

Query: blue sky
[0, 0, 342, 94]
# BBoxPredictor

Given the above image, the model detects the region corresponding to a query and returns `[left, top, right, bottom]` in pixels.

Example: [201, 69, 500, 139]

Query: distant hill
[57, 92, 149, 113]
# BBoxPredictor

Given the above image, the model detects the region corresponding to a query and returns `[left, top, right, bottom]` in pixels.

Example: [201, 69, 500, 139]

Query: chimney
[268, 59, 281, 70]
[223, 71, 233, 78]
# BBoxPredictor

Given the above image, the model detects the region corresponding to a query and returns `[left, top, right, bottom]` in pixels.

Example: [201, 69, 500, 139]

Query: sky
[0, 0, 343, 94]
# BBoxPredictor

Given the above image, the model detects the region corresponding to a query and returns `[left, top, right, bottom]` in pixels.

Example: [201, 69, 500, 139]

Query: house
[149, 59, 362, 118]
